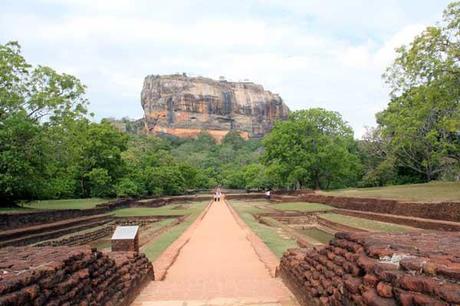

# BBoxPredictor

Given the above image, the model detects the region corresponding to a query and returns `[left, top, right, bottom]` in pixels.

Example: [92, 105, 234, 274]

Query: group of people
[213, 188, 272, 202]
[214, 187, 222, 202]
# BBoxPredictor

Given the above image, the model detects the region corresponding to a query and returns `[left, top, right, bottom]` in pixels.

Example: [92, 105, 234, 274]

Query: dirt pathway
[133, 199, 296, 306]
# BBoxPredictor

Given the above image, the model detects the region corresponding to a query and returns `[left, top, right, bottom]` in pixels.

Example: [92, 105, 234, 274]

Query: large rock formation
[141, 74, 289, 141]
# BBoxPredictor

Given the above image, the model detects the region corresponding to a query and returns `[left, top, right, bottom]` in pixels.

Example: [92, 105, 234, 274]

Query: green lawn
[20, 198, 110, 210]
[319, 213, 414, 232]
[113, 202, 207, 217]
[322, 181, 460, 202]
[141, 202, 209, 260]
[269, 202, 333, 212]
[229, 200, 297, 257]
[0, 206, 35, 213]
[302, 228, 335, 244]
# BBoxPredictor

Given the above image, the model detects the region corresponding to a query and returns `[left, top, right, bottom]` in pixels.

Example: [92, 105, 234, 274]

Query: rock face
[141, 74, 289, 141]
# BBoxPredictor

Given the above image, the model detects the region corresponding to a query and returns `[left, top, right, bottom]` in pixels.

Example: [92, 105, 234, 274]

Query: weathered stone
[362, 289, 397, 306]
[280, 232, 460, 306]
[0, 246, 154, 306]
[141, 74, 289, 141]
[376, 281, 393, 298]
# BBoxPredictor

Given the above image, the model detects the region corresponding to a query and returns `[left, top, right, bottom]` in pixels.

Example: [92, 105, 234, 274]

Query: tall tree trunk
[315, 178, 321, 190]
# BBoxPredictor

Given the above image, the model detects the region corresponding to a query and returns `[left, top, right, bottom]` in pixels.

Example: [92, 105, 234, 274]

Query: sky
[0, 0, 452, 137]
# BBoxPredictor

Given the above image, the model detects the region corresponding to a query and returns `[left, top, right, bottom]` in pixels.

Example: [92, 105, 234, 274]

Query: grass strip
[140, 202, 208, 260]
[319, 213, 413, 232]
[229, 201, 297, 258]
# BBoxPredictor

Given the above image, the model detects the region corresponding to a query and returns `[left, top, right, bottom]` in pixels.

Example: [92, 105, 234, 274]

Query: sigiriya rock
[140, 74, 289, 141]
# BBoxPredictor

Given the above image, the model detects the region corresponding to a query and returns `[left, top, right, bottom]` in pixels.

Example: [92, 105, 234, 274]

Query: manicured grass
[21, 198, 110, 210]
[89, 219, 178, 252]
[302, 228, 334, 244]
[322, 181, 460, 202]
[142, 202, 208, 260]
[113, 202, 207, 217]
[0, 206, 35, 213]
[229, 200, 297, 257]
[269, 202, 333, 212]
[319, 213, 414, 232]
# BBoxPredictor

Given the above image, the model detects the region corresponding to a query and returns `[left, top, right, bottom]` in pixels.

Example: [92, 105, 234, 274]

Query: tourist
[265, 190, 271, 200]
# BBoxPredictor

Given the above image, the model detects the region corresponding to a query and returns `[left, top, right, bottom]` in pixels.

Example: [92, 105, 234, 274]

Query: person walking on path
[214, 187, 222, 202]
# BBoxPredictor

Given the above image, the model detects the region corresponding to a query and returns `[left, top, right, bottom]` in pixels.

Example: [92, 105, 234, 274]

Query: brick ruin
[0, 195, 211, 231]
[228, 192, 460, 231]
[0, 246, 153, 306]
[280, 231, 460, 306]
[1, 194, 459, 305]
[296, 194, 460, 223]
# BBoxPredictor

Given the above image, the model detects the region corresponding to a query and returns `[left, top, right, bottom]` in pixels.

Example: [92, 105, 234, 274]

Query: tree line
[1, 2, 459, 205]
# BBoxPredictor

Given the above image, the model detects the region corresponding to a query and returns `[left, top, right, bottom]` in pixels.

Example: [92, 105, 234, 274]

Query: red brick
[362, 289, 397, 306]
[344, 276, 362, 294]
[412, 293, 448, 306]
[363, 274, 379, 287]
[398, 275, 440, 294]
[436, 264, 460, 280]
[433, 282, 460, 304]
[376, 282, 393, 298]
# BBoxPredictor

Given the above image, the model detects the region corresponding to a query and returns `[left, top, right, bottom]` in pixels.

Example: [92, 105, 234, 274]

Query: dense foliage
[359, 2, 460, 186]
[262, 109, 362, 190]
[0, 41, 265, 206]
[1, 2, 459, 205]
[0, 42, 200, 204]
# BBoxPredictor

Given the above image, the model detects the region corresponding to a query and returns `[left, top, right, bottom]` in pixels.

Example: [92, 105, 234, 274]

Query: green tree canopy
[379, 2, 460, 181]
[263, 108, 362, 190]
[0, 42, 90, 204]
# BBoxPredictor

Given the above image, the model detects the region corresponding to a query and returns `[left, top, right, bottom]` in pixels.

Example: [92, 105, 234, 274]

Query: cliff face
[141, 74, 289, 141]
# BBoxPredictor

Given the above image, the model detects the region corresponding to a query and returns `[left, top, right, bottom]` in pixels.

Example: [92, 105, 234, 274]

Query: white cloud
[0, 0, 451, 137]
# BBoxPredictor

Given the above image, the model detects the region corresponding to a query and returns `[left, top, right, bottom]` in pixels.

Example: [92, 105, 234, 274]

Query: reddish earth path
[133, 199, 297, 306]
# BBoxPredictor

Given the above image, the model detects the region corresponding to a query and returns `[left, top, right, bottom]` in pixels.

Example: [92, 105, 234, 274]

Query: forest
[1, 2, 459, 205]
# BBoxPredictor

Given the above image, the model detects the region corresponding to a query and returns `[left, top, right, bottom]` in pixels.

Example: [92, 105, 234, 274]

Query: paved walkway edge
[151, 200, 213, 280]
[225, 199, 280, 277]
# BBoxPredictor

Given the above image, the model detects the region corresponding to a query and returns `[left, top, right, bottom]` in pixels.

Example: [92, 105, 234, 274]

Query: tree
[144, 166, 186, 196]
[0, 112, 48, 202]
[380, 2, 460, 181]
[242, 163, 270, 190]
[115, 178, 140, 197]
[222, 131, 245, 150]
[77, 121, 128, 197]
[86, 168, 113, 197]
[0, 42, 88, 124]
[357, 127, 397, 187]
[0, 41, 89, 204]
[263, 108, 362, 190]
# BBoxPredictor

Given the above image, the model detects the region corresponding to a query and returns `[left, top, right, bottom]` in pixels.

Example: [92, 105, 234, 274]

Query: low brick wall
[0, 198, 133, 230]
[0, 216, 112, 248]
[226, 192, 460, 223]
[333, 209, 460, 232]
[225, 193, 266, 200]
[35, 225, 114, 247]
[0, 196, 209, 230]
[0, 208, 109, 230]
[297, 194, 460, 222]
[280, 231, 460, 306]
[134, 195, 211, 208]
[0, 246, 154, 305]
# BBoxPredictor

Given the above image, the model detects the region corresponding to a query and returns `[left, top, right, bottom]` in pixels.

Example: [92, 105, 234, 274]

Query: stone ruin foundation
[280, 231, 460, 306]
[0, 246, 154, 305]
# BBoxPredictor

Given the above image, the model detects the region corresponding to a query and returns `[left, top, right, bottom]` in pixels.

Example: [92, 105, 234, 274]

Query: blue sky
[0, 0, 452, 137]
